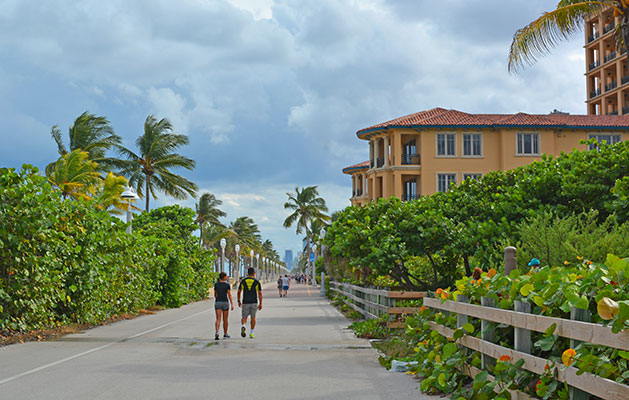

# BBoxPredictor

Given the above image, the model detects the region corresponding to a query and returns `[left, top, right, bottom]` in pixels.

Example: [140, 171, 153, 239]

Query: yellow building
[585, 8, 628, 115]
[343, 107, 629, 206]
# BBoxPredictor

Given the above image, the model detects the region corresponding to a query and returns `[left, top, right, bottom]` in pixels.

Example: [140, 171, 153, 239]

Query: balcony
[401, 153, 421, 165]
[370, 160, 374, 168]
[604, 51, 617, 63]
[605, 80, 617, 91]
[376, 157, 384, 168]
[589, 88, 601, 98]
[622, 75, 629, 85]
[603, 22, 615, 34]
[588, 32, 599, 42]
[589, 60, 600, 70]
[402, 193, 419, 202]
[608, 110, 619, 115]
[622, 47, 627, 55]
[623, 105, 629, 115]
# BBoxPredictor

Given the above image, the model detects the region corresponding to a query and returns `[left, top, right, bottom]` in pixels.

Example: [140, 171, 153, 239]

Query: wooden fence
[423, 296, 629, 400]
[329, 245, 628, 399]
[329, 281, 425, 328]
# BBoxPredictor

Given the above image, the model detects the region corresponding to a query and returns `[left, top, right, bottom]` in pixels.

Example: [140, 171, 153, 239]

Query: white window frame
[436, 173, 457, 193]
[462, 133, 483, 157]
[587, 133, 621, 150]
[436, 133, 457, 157]
[462, 173, 483, 181]
[516, 132, 540, 156]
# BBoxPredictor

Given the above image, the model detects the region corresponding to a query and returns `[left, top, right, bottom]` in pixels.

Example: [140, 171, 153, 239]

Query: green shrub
[0, 165, 216, 331]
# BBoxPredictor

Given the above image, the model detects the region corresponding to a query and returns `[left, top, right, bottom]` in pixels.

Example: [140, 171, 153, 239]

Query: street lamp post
[311, 244, 317, 286]
[320, 230, 326, 297]
[250, 250, 254, 274]
[235, 244, 240, 280]
[262, 257, 266, 282]
[219, 238, 226, 274]
[120, 187, 139, 234]
[256, 253, 260, 280]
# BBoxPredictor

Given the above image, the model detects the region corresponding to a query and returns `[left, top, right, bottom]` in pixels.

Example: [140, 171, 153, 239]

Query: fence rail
[424, 297, 629, 400]
[329, 281, 425, 327]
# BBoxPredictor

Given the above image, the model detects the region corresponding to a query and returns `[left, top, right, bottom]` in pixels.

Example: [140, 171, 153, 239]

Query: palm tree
[47, 150, 102, 200]
[118, 115, 198, 211]
[94, 172, 140, 215]
[195, 192, 226, 246]
[47, 111, 122, 174]
[508, 1, 629, 72]
[283, 186, 329, 278]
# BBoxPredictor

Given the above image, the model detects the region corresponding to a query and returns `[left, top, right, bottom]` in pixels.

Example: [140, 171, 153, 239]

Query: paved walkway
[0, 282, 434, 399]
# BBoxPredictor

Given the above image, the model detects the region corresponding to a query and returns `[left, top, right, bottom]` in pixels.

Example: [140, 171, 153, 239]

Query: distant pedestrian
[214, 272, 234, 340]
[238, 267, 263, 338]
[281, 274, 290, 297]
[277, 276, 283, 297]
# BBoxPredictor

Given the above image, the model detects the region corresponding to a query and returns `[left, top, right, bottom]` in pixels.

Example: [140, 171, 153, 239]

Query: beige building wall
[346, 126, 627, 205]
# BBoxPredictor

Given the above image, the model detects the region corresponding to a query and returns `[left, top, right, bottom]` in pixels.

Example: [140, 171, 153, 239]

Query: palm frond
[508, 1, 614, 72]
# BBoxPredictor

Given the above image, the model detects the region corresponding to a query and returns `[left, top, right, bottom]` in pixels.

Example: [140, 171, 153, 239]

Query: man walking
[237, 267, 262, 338]
[281, 274, 290, 298]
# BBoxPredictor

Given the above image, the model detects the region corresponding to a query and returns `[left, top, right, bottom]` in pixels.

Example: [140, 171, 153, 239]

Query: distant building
[343, 107, 629, 205]
[284, 250, 293, 270]
[584, 7, 627, 115]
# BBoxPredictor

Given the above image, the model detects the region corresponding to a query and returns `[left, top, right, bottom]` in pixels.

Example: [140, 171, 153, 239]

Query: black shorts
[214, 301, 229, 310]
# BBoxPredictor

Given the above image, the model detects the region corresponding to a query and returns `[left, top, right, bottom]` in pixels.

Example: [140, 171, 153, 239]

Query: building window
[436, 133, 456, 156]
[437, 173, 457, 192]
[516, 133, 540, 155]
[462, 134, 482, 156]
[462, 173, 482, 181]
[588, 134, 621, 150]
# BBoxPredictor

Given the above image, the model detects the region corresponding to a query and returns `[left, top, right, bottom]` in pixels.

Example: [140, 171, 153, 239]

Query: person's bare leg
[215, 309, 222, 333]
[223, 310, 229, 335]
[251, 316, 256, 330]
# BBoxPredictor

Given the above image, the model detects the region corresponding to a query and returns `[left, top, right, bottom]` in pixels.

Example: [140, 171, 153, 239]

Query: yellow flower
[440, 290, 449, 300]
[562, 349, 576, 367]
[563, 261, 569, 265]
[576, 256, 583, 261]
[487, 268, 497, 278]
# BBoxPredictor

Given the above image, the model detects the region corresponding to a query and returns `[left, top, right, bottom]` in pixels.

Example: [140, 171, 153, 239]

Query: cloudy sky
[0, 0, 585, 258]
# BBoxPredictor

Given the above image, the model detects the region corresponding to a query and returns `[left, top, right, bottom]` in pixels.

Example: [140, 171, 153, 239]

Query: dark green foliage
[0, 165, 216, 331]
[325, 141, 629, 289]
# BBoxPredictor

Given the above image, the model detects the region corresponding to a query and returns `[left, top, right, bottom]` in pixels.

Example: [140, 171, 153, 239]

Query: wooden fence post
[504, 246, 517, 276]
[457, 295, 469, 329]
[570, 307, 592, 400]
[481, 296, 495, 371]
[514, 300, 531, 354]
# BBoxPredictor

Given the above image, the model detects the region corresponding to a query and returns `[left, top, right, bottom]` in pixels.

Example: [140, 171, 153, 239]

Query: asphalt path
[0, 282, 435, 400]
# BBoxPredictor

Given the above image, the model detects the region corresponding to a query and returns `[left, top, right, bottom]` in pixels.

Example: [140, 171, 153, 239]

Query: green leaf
[520, 283, 534, 297]
[534, 334, 557, 351]
[533, 295, 545, 307]
[618, 350, 629, 360]
[544, 323, 557, 336]
[575, 295, 589, 310]
[443, 343, 458, 359]
[463, 323, 474, 333]
[438, 372, 446, 387]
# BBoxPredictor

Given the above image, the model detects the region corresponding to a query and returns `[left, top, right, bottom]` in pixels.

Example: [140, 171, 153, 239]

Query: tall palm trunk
[145, 176, 150, 211]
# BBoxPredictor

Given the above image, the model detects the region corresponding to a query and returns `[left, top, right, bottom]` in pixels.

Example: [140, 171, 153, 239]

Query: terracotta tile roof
[342, 160, 369, 174]
[356, 108, 629, 138]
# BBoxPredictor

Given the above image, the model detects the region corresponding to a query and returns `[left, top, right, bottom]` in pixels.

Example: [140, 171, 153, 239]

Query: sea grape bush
[325, 141, 629, 289]
[0, 165, 216, 331]
[404, 256, 628, 398]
